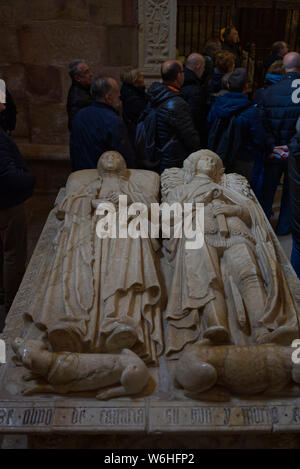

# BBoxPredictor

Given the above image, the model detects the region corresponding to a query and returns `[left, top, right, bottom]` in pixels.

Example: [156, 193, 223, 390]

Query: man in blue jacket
[260, 52, 300, 236]
[207, 67, 265, 193]
[0, 103, 35, 318]
[70, 77, 136, 171]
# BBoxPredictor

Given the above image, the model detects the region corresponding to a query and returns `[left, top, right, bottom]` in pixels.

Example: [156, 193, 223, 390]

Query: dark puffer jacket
[260, 72, 300, 153]
[67, 81, 93, 131]
[181, 68, 207, 144]
[147, 82, 201, 171]
[0, 127, 35, 210]
[288, 132, 300, 245]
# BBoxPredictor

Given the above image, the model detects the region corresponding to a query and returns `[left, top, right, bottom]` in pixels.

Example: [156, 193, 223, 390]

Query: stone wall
[0, 0, 138, 146]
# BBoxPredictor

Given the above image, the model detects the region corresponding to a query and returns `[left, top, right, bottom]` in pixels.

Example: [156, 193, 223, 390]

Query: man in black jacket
[146, 60, 201, 173]
[181, 53, 207, 145]
[260, 52, 300, 236]
[0, 105, 35, 317]
[222, 27, 242, 68]
[66, 59, 93, 131]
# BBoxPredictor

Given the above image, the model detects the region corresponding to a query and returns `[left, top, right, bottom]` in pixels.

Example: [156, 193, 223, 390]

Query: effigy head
[97, 151, 127, 177]
[184, 150, 224, 184]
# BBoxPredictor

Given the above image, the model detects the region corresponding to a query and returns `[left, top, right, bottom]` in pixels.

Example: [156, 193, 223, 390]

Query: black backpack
[207, 105, 250, 172]
[135, 98, 171, 171]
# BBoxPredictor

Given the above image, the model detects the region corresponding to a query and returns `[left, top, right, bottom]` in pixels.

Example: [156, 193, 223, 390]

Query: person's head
[228, 67, 248, 93]
[91, 77, 121, 111]
[223, 27, 239, 45]
[283, 52, 300, 73]
[215, 51, 235, 74]
[68, 59, 93, 87]
[184, 150, 224, 183]
[272, 41, 289, 58]
[97, 151, 127, 177]
[120, 68, 145, 88]
[203, 40, 222, 61]
[161, 60, 185, 88]
[186, 53, 206, 79]
[266, 60, 285, 76]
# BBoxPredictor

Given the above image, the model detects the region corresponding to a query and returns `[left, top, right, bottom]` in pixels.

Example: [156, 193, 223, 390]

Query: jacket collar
[91, 101, 119, 114]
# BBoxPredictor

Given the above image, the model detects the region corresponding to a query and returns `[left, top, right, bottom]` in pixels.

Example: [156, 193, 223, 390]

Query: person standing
[222, 27, 243, 68]
[181, 53, 207, 145]
[288, 117, 300, 278]
[264, 41, 289, 74]
[70, 77, 136, 171]
[66, 59, 93, 131]
[120, 69, 148, 148]
[0, 104, 35, 318]
[260, 52, 300, 236]
[145, 60, 201, 173]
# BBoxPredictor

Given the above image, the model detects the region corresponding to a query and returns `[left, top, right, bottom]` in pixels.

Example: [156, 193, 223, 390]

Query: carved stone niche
[138, 0, 177, 83]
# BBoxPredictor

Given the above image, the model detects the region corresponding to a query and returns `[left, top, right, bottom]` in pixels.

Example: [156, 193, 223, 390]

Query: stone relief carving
[6, 149, 300, 407]
[22, 152, 164, 367]
[175, 340, 300, 401]
[161, 150, 300, 359]
[138, 0, 177, 74]
[12, 338, 150, 400]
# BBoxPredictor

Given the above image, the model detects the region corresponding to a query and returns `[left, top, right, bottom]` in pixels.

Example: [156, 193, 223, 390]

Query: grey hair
[68, 59, 85, 79]
[91, 77, 114, 101]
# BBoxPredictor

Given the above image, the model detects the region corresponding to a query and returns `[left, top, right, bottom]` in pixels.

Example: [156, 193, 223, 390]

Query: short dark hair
[161, 61, 182, 83]
[272, 41, 286, 55]
[68, 59, 85, 79]
[91, 77, 114, 100]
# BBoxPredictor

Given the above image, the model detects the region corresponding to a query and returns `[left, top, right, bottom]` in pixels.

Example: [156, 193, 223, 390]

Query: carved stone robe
[26, 170, 164, 365]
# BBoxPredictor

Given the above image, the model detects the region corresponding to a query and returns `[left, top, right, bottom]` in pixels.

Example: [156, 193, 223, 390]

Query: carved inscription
[242, 407, 279, 425]
[99, 408, 145, 426]
[22, 408, 53, 426]
[0, 408, 14, 426]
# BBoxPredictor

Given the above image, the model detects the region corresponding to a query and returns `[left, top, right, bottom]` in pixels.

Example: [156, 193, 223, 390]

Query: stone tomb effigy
[1, 150, 300, 440]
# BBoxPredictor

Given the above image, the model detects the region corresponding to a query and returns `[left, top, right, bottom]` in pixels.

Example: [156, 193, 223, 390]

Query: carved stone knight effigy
[161, 150, 300, 360]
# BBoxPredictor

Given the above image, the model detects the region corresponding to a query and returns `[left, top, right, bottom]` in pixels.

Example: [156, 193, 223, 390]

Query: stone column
[138, 0, 177, 83]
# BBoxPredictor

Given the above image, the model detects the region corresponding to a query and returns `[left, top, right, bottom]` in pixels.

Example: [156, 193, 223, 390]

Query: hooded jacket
[254, 74, 284, 106]
[207, 91, 265, 162]
[146, 82, 201, 171]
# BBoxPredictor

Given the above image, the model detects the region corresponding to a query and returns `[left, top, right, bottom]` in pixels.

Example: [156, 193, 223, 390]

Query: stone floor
[0, 187, 296, 449]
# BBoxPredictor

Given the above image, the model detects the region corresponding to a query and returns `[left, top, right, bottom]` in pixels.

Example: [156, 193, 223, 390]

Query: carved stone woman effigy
[161, 150, 300, 359]
[24, 152, 164, 366]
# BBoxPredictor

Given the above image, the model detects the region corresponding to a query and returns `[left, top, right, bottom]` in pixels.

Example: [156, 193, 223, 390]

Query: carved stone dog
[175, 340, 300, 401]
[12, 338, 150, 400]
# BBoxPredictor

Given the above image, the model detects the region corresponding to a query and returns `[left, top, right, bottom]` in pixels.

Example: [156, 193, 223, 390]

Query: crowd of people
[1, 26, 300, 323]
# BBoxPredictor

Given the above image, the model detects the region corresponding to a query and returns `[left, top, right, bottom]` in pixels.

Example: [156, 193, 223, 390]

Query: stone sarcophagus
[1, 150, 300, 441]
